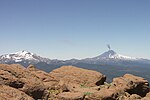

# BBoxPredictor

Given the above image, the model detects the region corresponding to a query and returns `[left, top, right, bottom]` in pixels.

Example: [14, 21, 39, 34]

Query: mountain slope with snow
[98, 50, 136, 60]
[83, 50, 136, 60]
[0, 50, 51, 64]
[81, 50, 150, 66]
[0, 50, 150, 67]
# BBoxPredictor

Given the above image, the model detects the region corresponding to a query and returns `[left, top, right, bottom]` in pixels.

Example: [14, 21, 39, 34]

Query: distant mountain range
[0, 50, 150, 68]
[1, 50, 150, 82]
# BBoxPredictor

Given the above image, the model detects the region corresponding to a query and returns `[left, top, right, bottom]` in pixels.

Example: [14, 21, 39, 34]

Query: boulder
[0, 85, 34, 100]
[87, 74, 149, 100]
[49, 66, 106, 87]
[0, 64, 46, 99]
[27, 65, 59, 89]
[113, 74, 149, 97]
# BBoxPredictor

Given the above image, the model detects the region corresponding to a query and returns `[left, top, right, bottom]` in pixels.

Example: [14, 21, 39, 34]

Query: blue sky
[0, 0, 150, 60]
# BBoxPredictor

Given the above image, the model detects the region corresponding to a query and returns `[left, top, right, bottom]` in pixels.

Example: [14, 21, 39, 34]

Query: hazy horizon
[0, 0, 150, 60]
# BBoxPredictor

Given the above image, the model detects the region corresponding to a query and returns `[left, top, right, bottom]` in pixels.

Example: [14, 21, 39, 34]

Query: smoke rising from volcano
[107, 44, 111, 50]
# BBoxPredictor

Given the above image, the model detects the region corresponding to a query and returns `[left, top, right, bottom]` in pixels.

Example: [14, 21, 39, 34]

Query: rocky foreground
[0, 64, 150, 100]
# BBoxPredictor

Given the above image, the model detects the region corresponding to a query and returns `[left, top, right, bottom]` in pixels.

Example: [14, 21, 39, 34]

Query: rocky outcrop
[113, 74, 149, 97]
[0, 85, 34, 100]
[86, 74, 149, 100]
[0, 64, 46, 99]
[27, 65, 59, 89]
[0, 64, 150, 100]
[49, 66, 106, 87]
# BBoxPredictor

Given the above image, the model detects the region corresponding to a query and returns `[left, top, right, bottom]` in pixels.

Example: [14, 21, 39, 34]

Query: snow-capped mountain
[82, 50, 137, 61]
[0, 50, 150, 67]
[0, 50, 51, 64]
[97, 50, 136, 60]
[81, 50, 150, 66]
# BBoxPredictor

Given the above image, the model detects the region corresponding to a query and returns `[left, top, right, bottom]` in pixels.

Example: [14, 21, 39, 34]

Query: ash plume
[107, 44, 111, 50]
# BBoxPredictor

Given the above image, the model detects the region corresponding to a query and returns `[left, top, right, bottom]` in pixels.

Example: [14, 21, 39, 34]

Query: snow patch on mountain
[13, 50, 35, 60]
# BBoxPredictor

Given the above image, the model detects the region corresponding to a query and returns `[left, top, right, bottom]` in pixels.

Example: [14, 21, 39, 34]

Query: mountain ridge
[0, 50, 150, 67]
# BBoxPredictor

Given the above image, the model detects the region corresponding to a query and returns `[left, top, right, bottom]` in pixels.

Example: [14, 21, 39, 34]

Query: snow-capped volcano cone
[99, 50, 117, 58]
